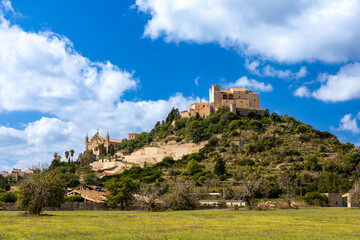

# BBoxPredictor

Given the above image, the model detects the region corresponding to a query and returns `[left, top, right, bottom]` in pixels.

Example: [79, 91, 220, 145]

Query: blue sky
[0, 0, 360, 170]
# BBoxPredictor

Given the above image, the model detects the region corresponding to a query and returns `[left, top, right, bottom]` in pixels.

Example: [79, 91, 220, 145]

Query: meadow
[0, 208, 359, 239]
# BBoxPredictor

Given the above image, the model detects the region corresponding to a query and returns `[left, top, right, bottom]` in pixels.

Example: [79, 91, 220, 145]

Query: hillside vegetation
[106, 106, 359, 201]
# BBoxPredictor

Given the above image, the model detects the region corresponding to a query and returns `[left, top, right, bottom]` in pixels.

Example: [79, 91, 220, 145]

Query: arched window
[223, 94, 227, 99]
[229, 94, 234, 99]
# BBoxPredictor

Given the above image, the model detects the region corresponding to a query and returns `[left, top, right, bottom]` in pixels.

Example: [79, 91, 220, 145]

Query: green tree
[187, 120, 204, 142]
[0, 175, 10, 191]
[108, 145, 115, 156]
[70, 149, 75, 162]
[16, 170, 66, 215]
[65, 151, 70, 165]
[105, 177, 139, 210]
[186, 159, 202, 175]
[214, 157, 226, 176]
[166, 107, 180, 123]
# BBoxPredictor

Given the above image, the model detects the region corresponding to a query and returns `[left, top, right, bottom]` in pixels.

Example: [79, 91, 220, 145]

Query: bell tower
[85, 133, 89, 151]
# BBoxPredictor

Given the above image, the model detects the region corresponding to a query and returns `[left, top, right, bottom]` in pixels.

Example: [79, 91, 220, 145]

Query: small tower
[210, 85, 222, 109]
[85, 133, 89, 151]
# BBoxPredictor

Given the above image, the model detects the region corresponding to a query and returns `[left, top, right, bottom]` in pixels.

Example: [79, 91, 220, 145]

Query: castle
[181, 85, 269, 118]
[85, 130, 138, 155]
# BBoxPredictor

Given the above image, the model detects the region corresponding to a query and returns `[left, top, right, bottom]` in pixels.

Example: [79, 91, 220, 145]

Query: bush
[217, 201, 227, 207]
[0, 192, 17, 203]
[0, 175, 10, 191]
[208, 136, 219, 146]
[303, 192, 328, 206]
[343, 152, 360, 166]
[64, 195, 84, 202]
[186, 159, 202, 175]
[67, 179, 80, 187]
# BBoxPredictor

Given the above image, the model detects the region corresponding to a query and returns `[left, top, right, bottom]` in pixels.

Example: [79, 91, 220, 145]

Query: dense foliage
[16, 170, 66, 215]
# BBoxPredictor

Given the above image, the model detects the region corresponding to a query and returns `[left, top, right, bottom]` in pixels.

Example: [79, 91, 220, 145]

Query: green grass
[0, 208, 360, 239]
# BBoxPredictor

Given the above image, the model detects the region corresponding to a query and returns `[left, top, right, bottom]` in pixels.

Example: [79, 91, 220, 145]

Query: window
[229, 94, 233, 99]
[223, 94, 227, 99]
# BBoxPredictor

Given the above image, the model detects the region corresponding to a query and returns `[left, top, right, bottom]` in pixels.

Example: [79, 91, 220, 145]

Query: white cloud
[246, 62, 307, 80]
[336, 113, 360, 134]
[225, 76, 273, 92]
[0, 6, 199, 171]
[0, 0, 14, 13]
[194, 76, 200, 86]
[136, 0, 360, 63]
[312, 62, 360, 102]
[293, 86, 311, 98]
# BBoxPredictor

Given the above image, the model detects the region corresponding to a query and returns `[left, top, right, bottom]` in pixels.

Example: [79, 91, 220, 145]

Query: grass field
[0, 208, 360, 239]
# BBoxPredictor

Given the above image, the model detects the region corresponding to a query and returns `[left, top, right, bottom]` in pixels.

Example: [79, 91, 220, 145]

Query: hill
[99, 106, 360, 200]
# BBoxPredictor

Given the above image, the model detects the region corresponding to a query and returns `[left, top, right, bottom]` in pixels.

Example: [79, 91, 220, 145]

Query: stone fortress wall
[181, 84, 269, 118]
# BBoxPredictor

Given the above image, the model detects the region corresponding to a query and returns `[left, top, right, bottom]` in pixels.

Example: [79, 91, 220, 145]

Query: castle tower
[85, 133, 89, 151]
[209, 85, 222, 109]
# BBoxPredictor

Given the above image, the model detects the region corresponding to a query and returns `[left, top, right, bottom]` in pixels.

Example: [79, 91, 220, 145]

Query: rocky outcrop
[91, 142, 206, 176]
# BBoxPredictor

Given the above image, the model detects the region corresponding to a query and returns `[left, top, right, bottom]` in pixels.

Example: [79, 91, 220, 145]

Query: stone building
[181, 84, 269, 118]
[85, 130, 123, 156]
[128, 132, 138, 140]
[322, 193, 342, 207]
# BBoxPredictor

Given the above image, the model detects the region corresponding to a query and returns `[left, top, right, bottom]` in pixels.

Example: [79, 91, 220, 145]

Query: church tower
[85, 133, 89, 151]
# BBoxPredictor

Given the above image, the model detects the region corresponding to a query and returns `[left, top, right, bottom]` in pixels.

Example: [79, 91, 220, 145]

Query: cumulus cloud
[312, 62, 360, 102]
[336, 113, 360, 134]
[293, 86, 311, 98]
[245, 60, 307, 80]
[136, 0, 360, 63]
[0, 6, 199, 171]
[225, 76, 273, 92]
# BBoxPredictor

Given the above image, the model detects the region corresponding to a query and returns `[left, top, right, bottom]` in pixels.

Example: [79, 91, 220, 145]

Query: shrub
[0, 192, 17, 203]
[237, 158, 255, 166]
[303, 192, 328, 206]
[162, 156, 175, 165]
[67, 179, 80, 187]
[217, 201, 227, 207]
[0, 175, 10, 191]
[186, 159, 202, 175]
[343, 152, 360, 166]
[64, 195, 84, 202]
[208, 135, 219, 146]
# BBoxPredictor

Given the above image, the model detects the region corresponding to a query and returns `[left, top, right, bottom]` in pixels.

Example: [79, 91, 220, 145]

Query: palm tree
[65, 151, 70, 165]
[70, 149, 75, 163]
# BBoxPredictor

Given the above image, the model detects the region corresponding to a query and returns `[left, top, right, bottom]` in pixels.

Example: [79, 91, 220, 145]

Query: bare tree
[277, 171, 297, 207]
[237, 173, 263, 209]
[350, 180, 360, 204]
[166, 182, 198, 210]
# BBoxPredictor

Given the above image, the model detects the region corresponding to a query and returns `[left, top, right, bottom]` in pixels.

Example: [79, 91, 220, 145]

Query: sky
[0, 0, 360, 171]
